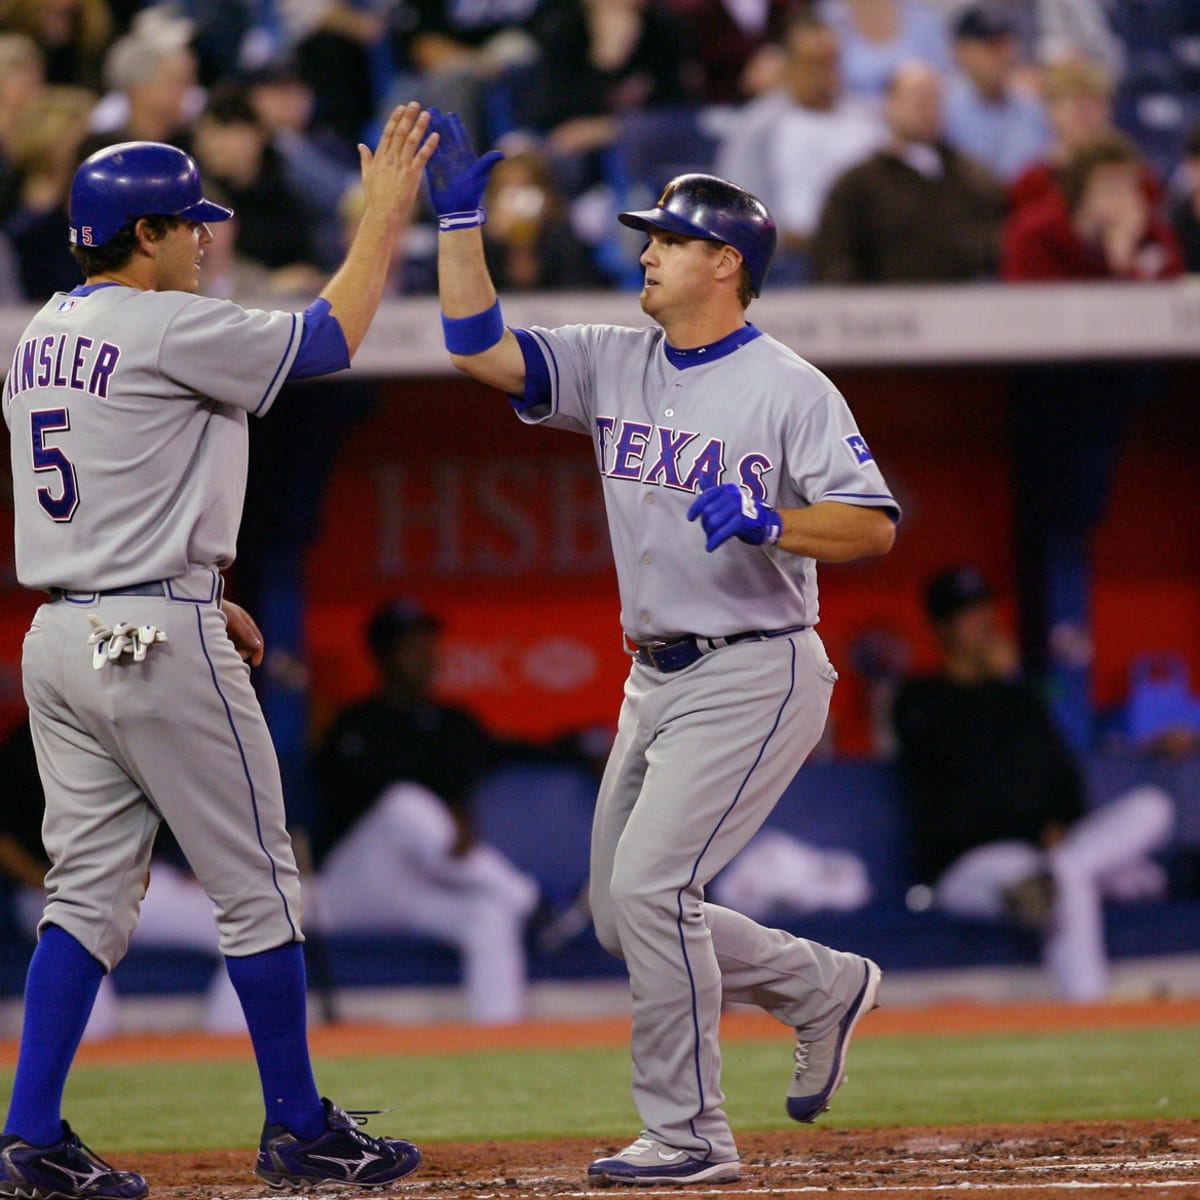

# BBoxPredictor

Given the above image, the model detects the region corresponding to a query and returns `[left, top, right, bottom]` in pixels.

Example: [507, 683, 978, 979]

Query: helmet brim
[177, 197, 234, 224]
[618, 207, 722, 245]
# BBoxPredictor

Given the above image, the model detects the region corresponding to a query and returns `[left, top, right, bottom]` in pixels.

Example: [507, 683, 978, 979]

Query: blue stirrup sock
[5, 925, 104, 1145]
[225, 943, 324, 1139]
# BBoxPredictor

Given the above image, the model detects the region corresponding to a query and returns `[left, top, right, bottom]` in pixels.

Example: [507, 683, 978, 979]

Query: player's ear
[713, 243, 744, 287]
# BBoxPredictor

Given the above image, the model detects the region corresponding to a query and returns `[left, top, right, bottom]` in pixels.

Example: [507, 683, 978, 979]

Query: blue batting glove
[424, 107, 503, 227]
[687, 483, 783, 553]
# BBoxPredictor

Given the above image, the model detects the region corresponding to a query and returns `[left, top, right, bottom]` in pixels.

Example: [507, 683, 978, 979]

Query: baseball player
[0, 103, 437, 1198]
[424, 110, 900, 1186]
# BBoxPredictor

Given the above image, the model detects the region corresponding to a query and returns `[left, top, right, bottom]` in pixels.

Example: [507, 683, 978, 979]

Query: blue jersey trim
[288, 298, 351, 381]
[510, 328, 556, 419]
[822, 491, 901, 521]
[673, 637, 798, 1150]
[69, 282, 127, 296]
[664, 323, 761, 371]
[254, 312, 301, 415]
[194, 606, 299, 942]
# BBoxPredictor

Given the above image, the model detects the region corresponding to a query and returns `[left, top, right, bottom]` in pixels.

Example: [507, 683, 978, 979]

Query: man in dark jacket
[893, 566, 1174, 1001]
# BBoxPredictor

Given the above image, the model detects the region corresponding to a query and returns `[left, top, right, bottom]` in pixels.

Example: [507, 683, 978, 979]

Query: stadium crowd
[0, 0, 1199, 301]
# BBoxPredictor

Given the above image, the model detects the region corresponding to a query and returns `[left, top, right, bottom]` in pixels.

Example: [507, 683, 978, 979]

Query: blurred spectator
[482, 149, 609, 289]
[1008, 56, 1160, 212]
[0, 716, 245, 1035]
[925, 0, 1124, 79]
[0, 31, 45, 219]
[811, 59, 1006, 282]
[1002, 130, 1184, 279]
[943, 2, 1051, 182]
[715, 10, 886, 282]
[2, 84, 94, 300]
[277, 0, 394, 149]
[82, 5, 203, 152]
[893, 565, 1175, 1003]
[815, 0, 953, 102]
[242, 62, 362, 270]
[190, 80, 327, 295]
[1169, 119, 1200, 273]
[661, 0, 808, 104]
[311, 598, 542, 1025]
[390, 0, 545, 147]
[0, 0, 115, 90]
[527, 0, 694, 196]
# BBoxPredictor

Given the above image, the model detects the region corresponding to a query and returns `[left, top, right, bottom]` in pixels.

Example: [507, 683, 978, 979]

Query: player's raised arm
[320, 102, 437, 358]
[426, 109, 527, 395]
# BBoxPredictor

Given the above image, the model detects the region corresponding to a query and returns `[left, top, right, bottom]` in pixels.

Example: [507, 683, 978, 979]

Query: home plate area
[143, 1120, 1199, 1200]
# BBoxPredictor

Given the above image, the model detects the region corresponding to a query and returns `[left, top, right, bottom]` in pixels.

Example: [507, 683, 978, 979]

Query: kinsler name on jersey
[7, 331, 121, 401]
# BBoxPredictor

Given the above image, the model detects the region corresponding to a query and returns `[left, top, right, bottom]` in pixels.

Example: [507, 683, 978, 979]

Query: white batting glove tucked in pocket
[87, 615, 168, 669]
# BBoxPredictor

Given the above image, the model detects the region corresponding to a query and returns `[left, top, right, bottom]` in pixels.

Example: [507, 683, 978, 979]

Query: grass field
[7, 1021, 1197, 1154]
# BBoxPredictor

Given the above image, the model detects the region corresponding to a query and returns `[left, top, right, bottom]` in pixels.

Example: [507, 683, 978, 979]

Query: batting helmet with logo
[69, 141, 234, 248]
[618, 173, 777, 296]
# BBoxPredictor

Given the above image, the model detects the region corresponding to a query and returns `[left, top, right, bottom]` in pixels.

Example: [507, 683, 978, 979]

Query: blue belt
[48, 581, 167, 602]
[630, 625, 809, 673]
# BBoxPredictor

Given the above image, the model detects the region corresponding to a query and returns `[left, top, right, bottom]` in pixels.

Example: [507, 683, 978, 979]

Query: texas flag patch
[844, 433, 874, 465]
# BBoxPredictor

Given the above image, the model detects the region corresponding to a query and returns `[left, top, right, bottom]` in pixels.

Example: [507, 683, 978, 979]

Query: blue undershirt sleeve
[287, 298, 351, 380]
[510, 328, 552, 419]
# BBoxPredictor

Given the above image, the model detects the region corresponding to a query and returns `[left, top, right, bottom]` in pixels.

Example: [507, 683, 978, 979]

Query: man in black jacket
[893, 566, 1174, 1001]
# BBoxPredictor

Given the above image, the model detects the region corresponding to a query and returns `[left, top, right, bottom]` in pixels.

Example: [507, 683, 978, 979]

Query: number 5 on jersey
[31, 408, 79, 521]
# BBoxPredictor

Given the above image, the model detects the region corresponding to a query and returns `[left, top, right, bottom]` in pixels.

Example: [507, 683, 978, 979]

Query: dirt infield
[8, 998, 1200, 1198]
[136, 1120, 1200, 1199]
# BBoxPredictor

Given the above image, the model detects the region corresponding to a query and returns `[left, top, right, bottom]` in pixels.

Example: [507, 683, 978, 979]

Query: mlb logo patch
[844, 433, 874, 465]
[56, 298, 76, 314]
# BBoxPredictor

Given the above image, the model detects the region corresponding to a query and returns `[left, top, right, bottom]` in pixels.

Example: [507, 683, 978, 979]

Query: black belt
[630, 625, 809, 673]
[48, 581, 167, 602]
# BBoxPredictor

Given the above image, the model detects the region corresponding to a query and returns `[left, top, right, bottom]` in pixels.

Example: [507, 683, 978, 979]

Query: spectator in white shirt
[716, 10, 885, 281]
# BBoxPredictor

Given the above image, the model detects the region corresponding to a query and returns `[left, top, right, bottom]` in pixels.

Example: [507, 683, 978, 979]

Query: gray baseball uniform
[515, 320, 898, 1159]
[3, 282, 303, 969]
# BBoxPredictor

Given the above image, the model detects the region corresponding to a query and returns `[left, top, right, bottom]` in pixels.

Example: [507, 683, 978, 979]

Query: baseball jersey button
[665, 408, 674, 417]
[642, 553, 652, 564]
[646, 494, 656, 504]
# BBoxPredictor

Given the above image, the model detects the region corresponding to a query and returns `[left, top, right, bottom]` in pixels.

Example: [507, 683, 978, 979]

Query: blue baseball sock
[225, 943, 324, 1139]
[5, 925, 104, 1145]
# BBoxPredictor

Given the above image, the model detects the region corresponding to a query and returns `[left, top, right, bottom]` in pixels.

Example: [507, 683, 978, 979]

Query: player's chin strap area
[87, 615, 168, 669]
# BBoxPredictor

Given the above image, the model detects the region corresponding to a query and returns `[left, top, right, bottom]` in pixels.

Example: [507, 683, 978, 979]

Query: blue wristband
[442, 300, 505, 355]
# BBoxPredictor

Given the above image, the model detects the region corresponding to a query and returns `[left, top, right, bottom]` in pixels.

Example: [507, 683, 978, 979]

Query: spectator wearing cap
[310, 598, 543, 1024]
[942, 2, 1051, 182]
[891, 566, 1175, 1002]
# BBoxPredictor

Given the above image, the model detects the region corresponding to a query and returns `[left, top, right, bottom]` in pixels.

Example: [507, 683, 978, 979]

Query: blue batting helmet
[69, 141, 234, 248]
[618, 173, 777, 296]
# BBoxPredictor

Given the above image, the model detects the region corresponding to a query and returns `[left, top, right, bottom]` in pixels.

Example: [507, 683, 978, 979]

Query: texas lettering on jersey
[596, 416, 774, 501]
[6, 331, 121, 402]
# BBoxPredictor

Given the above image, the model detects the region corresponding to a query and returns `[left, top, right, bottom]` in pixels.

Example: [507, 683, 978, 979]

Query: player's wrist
[438, 208, 486, 232]
[760, 504, 783, 545]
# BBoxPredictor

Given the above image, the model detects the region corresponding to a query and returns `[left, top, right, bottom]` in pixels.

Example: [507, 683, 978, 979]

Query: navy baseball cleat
[787, 956, 882, 1122]
[254, 1098, 421, 1189]
[587, 1137, 740, 1187]
[0, 1123, 147, 1200]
